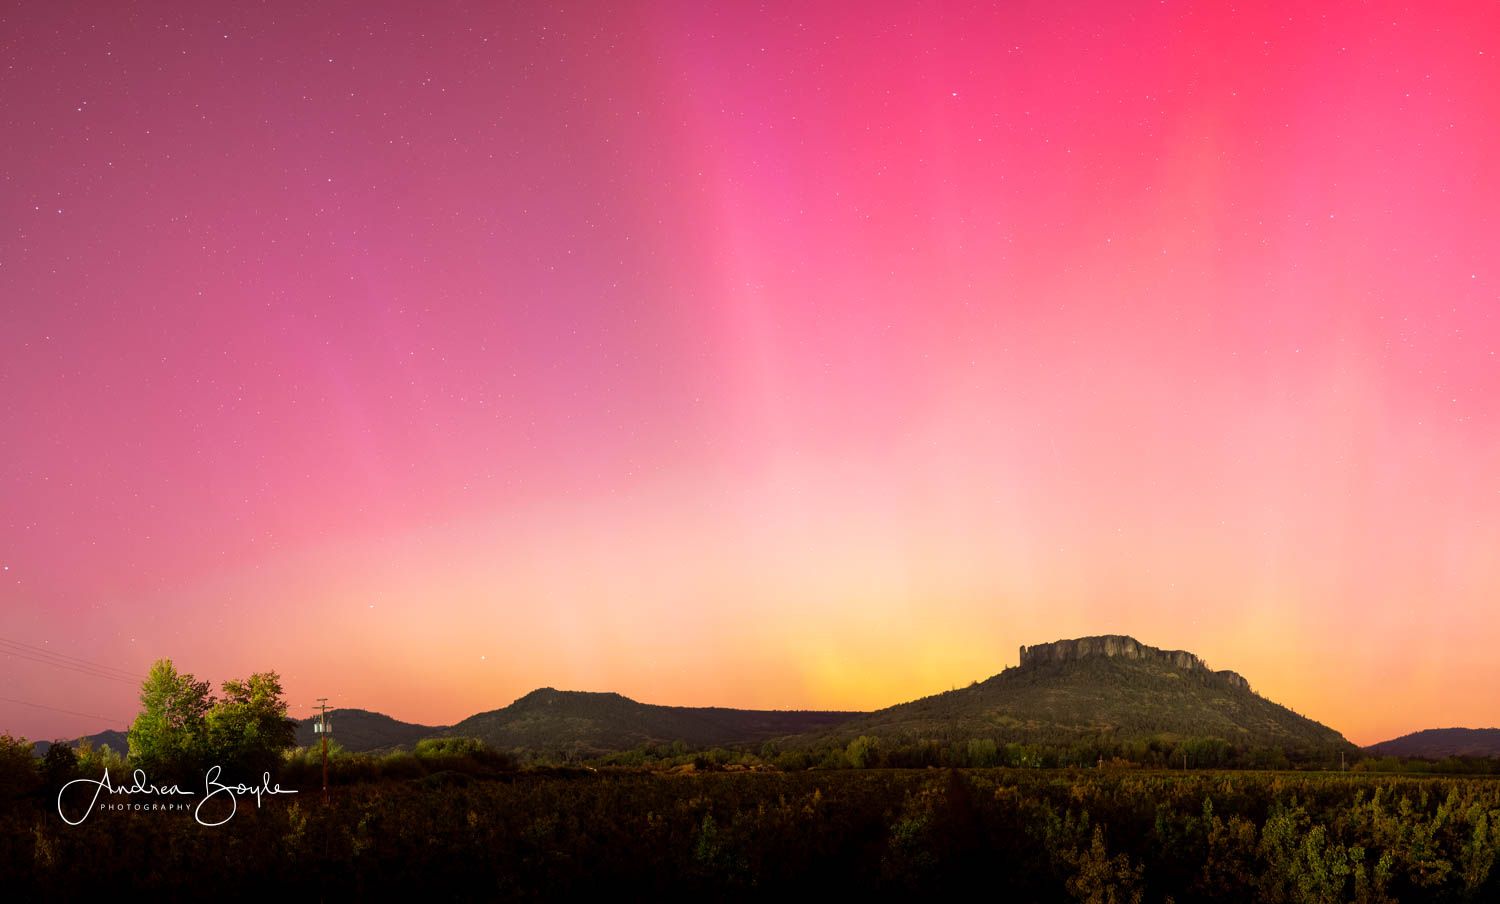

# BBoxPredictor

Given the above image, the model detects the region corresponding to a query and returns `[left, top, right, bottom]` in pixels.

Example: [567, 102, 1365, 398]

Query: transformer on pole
[314, 698, 332, 798]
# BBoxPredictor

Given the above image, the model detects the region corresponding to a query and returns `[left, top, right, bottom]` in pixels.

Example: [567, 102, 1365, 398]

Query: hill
[30, 729, 129, 758]
[447, 688, 862, 755]
[294, 708, 442, 753]
[1366, 728, 1500, 758]
[801, 635, 1353, 757]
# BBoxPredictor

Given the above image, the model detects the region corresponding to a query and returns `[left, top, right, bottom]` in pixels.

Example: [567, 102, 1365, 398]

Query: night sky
[2, 1, 1497, 746]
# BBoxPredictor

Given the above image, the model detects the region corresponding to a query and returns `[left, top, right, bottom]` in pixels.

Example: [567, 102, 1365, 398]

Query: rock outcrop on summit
[1019, 635, 1251, 692]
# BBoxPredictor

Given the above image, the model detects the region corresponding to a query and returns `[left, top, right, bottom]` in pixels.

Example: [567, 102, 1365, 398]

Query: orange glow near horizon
[3, 0, 1499, 748]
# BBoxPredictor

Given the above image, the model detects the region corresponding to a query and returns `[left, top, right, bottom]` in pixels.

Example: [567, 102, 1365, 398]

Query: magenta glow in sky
[2, 1, 1497, 746]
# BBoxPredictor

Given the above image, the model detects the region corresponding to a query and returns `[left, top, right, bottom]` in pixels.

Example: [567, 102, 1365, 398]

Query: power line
[0, 694, 129, 727]
[0, 648, 143, 686]
[0, 635, 145, 681]
[0, 636, 146, 679]
[0, 641, 143, 681]
[0, 636, 147, 687]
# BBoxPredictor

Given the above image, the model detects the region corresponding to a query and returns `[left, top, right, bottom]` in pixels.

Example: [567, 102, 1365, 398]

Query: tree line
[4, 765, 1499, 899]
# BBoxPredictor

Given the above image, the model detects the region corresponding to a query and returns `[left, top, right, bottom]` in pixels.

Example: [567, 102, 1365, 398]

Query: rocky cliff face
[1019, 635, 1250, 692]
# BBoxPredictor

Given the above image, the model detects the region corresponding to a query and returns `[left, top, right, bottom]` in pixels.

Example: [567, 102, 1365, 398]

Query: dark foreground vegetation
[4, 658, 1496, 898]
[3, 766, 1497, 901]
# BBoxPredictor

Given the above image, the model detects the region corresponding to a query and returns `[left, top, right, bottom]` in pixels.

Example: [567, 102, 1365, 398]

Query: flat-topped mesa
[1018, 635, 1251, 692]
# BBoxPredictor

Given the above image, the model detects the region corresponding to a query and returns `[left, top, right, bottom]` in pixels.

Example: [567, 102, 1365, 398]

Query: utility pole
[314, 698, 332, 799]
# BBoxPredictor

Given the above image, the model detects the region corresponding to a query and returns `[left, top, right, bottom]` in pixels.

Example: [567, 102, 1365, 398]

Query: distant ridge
[293, 708, 442, 753]
[446, 688, 863, 755]
[30, 729, 128, 759]
[1366, 728, 1500, 758]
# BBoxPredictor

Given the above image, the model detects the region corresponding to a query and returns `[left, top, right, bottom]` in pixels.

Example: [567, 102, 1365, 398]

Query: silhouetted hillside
[448, 688, 862, 755]
[1367, 728, 1500, 758]
[293, 708, 442, 753]
[30, 729, 128, 758]
[801, 635, 1353, 755]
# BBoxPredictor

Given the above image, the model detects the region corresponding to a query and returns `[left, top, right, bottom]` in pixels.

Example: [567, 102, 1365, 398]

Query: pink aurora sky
[2, 0, 1498, 745]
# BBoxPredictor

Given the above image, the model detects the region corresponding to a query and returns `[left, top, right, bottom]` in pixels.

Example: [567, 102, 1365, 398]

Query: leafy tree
[127, 660, 297, 780]
[846, 735, 879, 769]
[1064, 825, 1145, 904]
[0, 733, 38, 797]
[967, 738, 1000, 767]
[127, 658, 213, 778]
[74, 738, 127, 779]
[415, 737, 481, 756]
[206, 671, 297, 777]
[40, 741, 79, 790]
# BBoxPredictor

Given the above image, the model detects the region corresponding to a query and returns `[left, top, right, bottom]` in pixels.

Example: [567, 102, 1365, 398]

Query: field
[5, 768, 1499, 901]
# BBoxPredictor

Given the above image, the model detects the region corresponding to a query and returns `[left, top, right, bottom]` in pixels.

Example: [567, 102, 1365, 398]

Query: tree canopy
[127, 658, 296, 780]
[127, 659, 212, 778]
[207, 671, 297, 777]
